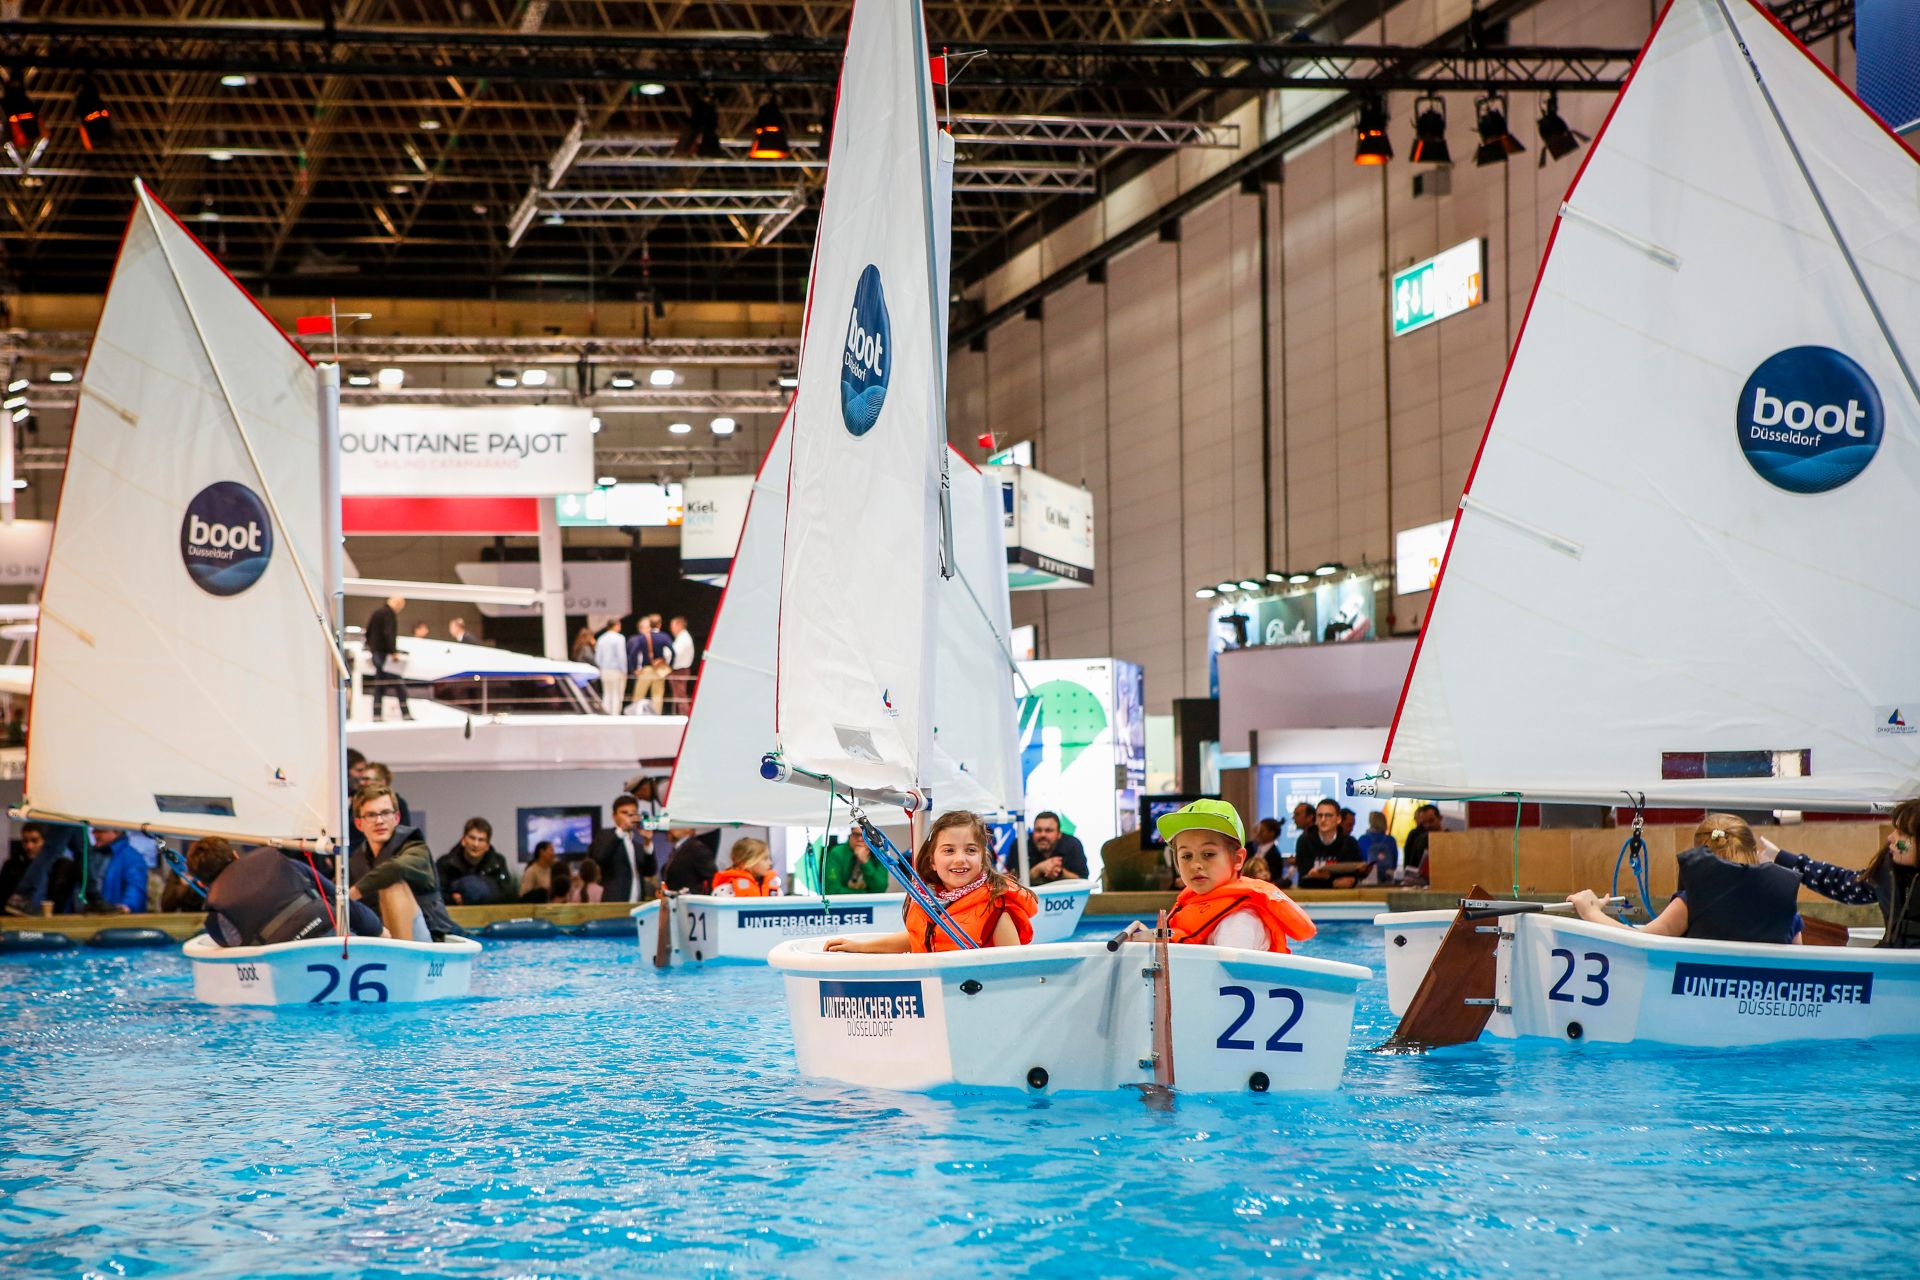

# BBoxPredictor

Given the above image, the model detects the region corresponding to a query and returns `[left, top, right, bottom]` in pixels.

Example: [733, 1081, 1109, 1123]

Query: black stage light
[748, 97, 791, 160]
[1409, 94, 1451, 165]
[674, 96, 725, 160]
[1537, 91, 1585, 162]
[1353, 95, 1392, 165]
[1474, 92, 1525, 166]
[76, 75, 112, 151]
[4, 75, 40, 151]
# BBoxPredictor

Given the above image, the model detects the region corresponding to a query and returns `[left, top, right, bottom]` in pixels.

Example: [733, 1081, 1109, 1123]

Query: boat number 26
[1215, 985, 1306, 1053]
[1547, 948, 1610, 1006]
[306, 961, 390, 1003]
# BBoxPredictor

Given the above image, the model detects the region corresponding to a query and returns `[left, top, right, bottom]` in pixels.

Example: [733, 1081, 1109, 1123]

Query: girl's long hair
[1862, 799, 1920, 885]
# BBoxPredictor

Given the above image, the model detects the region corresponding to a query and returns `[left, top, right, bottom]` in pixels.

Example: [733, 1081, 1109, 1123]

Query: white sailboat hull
[631, 880, 1091, 962]
[1376, 911, 1919, 1046]
[1303, 901, 1389, 923]
[769, 937, 1369, 1095]
[183, 933, 481, 1006]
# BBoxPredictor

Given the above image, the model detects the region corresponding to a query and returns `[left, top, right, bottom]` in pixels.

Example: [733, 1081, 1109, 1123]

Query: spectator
[93, 827, 150, 913]
[1357, 811, 1399, 883]
[447, 616, 470, 644]
[1402, 804, 1442, 882]
[347, 748, 370, 791]
[667, 616, 697, 712]
[594, 618, 628, 716]
[822, 827, 889, 895]
[1291, 801, 1314, 841]
[360, 762, 412, 831]
[192, 838, 384, 946]
[627, 776, 664, 821]
[348, 785, 456, 942]
[590, 795, 655, 904]
[627, 616, 668, 712]
[1294, 797, 1365, 886]
[550, 858, 576, 904]
[411, 620, 431, 640]
[1243, 852, 1275, 882]
[1339, 807, 1357, 839]
[661, 827, 717, 894]
[571, 625, 597, 665]
[437, 818, 515, 906]
[567, 858, 605, 904]
[520, 841, 558, 903]
[0, 823, 41, 906]
[1247, 818, 1286, 884]
[365, 594, 412, 721]
[5, 822, 89, 915]
[1023, 812, 1089, 883]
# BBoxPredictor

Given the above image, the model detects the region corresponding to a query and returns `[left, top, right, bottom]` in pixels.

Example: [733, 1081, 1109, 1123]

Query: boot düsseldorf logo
[1736, 346, 1883, 495]
[840, 264, 891, 437]
[181, 481, 274, 596]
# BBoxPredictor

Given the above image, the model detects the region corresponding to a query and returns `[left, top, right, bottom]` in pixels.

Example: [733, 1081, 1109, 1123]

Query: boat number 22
[306, 962, 390, 1003]
[1547, 948, 1610, 1006]
[1215, 985, 1305, 1052]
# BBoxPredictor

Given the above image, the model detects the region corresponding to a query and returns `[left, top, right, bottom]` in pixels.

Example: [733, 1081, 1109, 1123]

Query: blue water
[2, 920, 1916, 1278]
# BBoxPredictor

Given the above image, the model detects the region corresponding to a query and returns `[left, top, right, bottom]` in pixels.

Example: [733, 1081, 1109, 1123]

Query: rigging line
[1710, 0, 1920, 414]
[140, 192, 350, 683]
[910, 0, 955, 583]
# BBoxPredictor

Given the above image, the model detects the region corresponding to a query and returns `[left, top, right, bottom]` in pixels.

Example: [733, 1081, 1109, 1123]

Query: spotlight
[1264, 571, 1287, 583]
[597, 476, 616, 488]
[6, 378, 26, 392]
[609, 371, 636, 389]
[220, 74, 252, 88]
[346, 368, 373, 387]
[1314, 561, 1344, 577]
[9, 406, 28, 423]
[522, 368, 549, 387]
[1195, 588, 1217, 600]
[209, 150, 234, 162]
[1537, 91, 1585, 162]
[776, 365, 799, 388]
[589, 416, 602, 433]
[419, 117, 442, 131]
[9, 478, 24, 490]
[389, 182, 410, 195]
[1215, 581, 1237, 593]
[376, 367, 404, 388]
[648, 368, 676, 387]
[48, 369, 72, 383]
[2, 396, 24, 410]
[668, 421, 693, 435]
[1409, 94, 1451, 165]
[3, 76, 39, 151]
[76, 76, 112, 151]
[674, 96, 724, 160]
[748, 97, 791, 160]
[1288, 571, 1311, 585]
[1352, 95, 1392, 166]
[710, 416, 736, 436]
[1237, 578, 1262, 591]
[1474, 92, 1525, 166]
[493, 369, 519, 388]
[637, 82, 667, 97]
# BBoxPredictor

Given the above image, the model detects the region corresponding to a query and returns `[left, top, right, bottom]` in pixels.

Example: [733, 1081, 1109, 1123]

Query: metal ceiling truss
[21, 385, 790, 414]
[1, 329, 798, 367]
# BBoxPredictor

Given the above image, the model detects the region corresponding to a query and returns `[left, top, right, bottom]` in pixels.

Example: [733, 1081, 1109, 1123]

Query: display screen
[517, 805, 601, 861]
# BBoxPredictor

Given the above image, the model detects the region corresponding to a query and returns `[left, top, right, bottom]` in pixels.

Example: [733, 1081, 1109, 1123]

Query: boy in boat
[1142, 799, 1316, 953]
[711, 838, 783, 897]
[347, 786, 459, 942]
[824, 811, 1036, 953]
[189, 838, 386, 947]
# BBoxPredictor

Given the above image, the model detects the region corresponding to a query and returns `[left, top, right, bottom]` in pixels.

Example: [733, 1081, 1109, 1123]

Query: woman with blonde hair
[1568, 812, 1803, 944]
[710, 838, 782, 897]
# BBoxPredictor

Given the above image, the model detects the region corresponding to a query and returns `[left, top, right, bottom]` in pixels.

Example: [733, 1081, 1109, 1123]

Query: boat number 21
[1215, 985, 1305, 1052]
[306, 962, 390, 1003]
[1547, 948, 1610, 1006]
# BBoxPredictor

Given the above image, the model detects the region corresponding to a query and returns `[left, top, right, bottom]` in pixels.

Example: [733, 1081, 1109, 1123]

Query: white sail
[26, 182, 341, 841]
[1381, 0, 1920, 811]
[775, 0, 945, 794]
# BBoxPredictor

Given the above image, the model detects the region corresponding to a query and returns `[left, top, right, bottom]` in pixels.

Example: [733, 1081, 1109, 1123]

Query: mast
[317, 360, 350, 940]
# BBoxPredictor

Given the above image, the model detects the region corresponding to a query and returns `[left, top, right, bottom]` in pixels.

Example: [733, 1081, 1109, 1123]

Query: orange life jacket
[1167, 877, 1317, 953]
[711, 866, 780, 898]
[903, 879, 1037, 952]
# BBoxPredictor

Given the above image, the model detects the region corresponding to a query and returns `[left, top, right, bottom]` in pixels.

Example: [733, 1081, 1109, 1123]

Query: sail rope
[1611, 793, 1654, 923]
[851, 806, 978, 950]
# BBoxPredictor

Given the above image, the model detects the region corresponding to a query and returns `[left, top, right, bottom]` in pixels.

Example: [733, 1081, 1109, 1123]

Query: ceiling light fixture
[492, 369, 519, 388]
[589, 416, 602, 433]
[648, 368, 676, 387]
[1474, 92, 1525, 166]
[1237, 578, 1262, 591]
[3, 76, 39, 151]
[609, 371, 636, 389]
[6, 379, 26, 393]
[219, 74, 252, 88]
[1352, 94, 1392, 165]
[638, 82, 667, 97]
[748, 96, 791, 160]
[668, 421, 693, 435]
[1536, 91, 1585, 162]
[48, 369, 72, 383]
[346, 368, 373, 387]
[1195, 588, 1217, 600]
[1314, 561, 1344, 577]
[673, 96, 724, 160]
[597, 476, 616, 488]
[521, 368, 549, 387]
[1409, 94, 1451, 165]
[76, 76, 112, 151]
[710, 416, 736, 435]
[376, 367, 404, 389]
[1215, 581, 1237, 593]
[419, 117, 442, 131]
[1288, 571, 1312, 585]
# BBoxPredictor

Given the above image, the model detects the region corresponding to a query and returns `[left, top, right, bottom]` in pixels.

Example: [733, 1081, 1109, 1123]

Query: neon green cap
[1155, 798, 1245, 847]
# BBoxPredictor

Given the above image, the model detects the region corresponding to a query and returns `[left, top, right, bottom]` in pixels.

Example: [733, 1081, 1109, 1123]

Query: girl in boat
[1769, 800, 1920, 949]
[710, 838, 783, 897]
[824, 811, 1036, 953]
[1567, 814, 1803, 944]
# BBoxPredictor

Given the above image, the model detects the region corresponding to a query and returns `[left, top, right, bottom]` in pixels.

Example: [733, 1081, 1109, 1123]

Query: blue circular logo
[1736, 346, 1883, 494]
[180, 481, 273, 597]
[840, 264, 891, 437]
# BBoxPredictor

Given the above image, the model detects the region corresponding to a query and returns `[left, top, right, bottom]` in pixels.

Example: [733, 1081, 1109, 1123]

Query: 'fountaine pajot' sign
[340, 405, 594, 496]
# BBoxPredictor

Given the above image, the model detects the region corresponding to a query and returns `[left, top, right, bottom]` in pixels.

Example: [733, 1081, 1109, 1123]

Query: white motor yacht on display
[18, 182, 479, 1005]
[1357, 0, 1920, 1050]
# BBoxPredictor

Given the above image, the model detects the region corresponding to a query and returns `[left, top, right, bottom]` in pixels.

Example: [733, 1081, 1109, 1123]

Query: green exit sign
[1391, 238, 1486, 337]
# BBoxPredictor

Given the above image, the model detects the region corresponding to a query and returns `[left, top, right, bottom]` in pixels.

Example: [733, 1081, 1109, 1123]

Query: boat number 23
[1547, 948, 1609, 1006]
[306, 962, 390, 1003]
[1215, 985, 1305, 1053]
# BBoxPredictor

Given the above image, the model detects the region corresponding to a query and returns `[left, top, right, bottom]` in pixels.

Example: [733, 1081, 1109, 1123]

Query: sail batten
[1379, 0, 1920, 809]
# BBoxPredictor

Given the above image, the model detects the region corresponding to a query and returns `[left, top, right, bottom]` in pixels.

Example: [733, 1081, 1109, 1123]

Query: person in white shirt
[593, 619, 628, 715]
[667, 616, 696, 713]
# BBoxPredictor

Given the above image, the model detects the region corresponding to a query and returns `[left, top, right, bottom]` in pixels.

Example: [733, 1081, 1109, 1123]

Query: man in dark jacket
[1024, 812, 1089, 883]
[661, 827, 717, 894]
[348, 786, 457, 940]
[591, 795, 656, 903]
[364, 594, 412, 721]
[436, 817, 516, 905]
[191, 838, 384, 946]
[1296, 797, 1366, 887]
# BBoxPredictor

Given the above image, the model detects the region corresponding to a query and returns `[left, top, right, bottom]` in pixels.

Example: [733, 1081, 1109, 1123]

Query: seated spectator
[1357, 811, 1399, 884]
[661, 827, 717, 895]
[1022, 811, 1089, 884]
[566, 858, 605, 904]
[1401, 804, 1442, 883]
[1243, 852, 1275, 883]
[520, 841, 558, 903]
[1771, 801, 1920, 949]
[1, 823, 48, 911]
[822, 827, 889, 895]
[347, 786, 457, 942]
[190, 838, 384, 946]
[711, 838, 782, 897]
[550, 858, 576, 903]
[93, 826, 150, 913]
[361, 762, 413, 830]
[1247, 818, 1285, 881]
[411, 620, 431, 639]
[1296, 798, 1366, 888]
[436, 818, 515, 906]
[1568, 813, 1803, 944]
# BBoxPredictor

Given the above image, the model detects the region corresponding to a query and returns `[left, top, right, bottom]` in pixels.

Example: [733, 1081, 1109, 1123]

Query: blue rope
[1610, 831, 1653, 924]
[857, 816, 979, 950]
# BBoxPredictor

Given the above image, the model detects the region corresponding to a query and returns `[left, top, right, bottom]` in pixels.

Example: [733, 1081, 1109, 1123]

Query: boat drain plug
[1249, 1072, 1271, 1092]
[960, 979, 982, 995]
[1392, 934, 1407, 948]
[1566, 1022, 1584, 1040]
[1026, 1067, 1049, 1090]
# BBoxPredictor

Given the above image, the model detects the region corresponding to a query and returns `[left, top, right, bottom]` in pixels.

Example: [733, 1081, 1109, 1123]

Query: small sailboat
[1361, 0, 1920, 1049]
[21, 182, 479, 1005]
[759, 0, 1364, 1094]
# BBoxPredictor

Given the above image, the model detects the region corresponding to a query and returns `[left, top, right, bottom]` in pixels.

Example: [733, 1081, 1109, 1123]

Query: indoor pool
[2, 920, 1915, 1278]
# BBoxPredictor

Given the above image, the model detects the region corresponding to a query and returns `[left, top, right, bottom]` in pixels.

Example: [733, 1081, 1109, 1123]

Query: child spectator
[567, 858, 604, 904]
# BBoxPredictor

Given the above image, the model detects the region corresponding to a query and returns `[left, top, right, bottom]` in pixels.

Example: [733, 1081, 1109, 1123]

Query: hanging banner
[340, 406, 595, 496]
[454, 560, 631, 620]
[680, 474, 755, 582]
[993, 464, 1095, 590]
